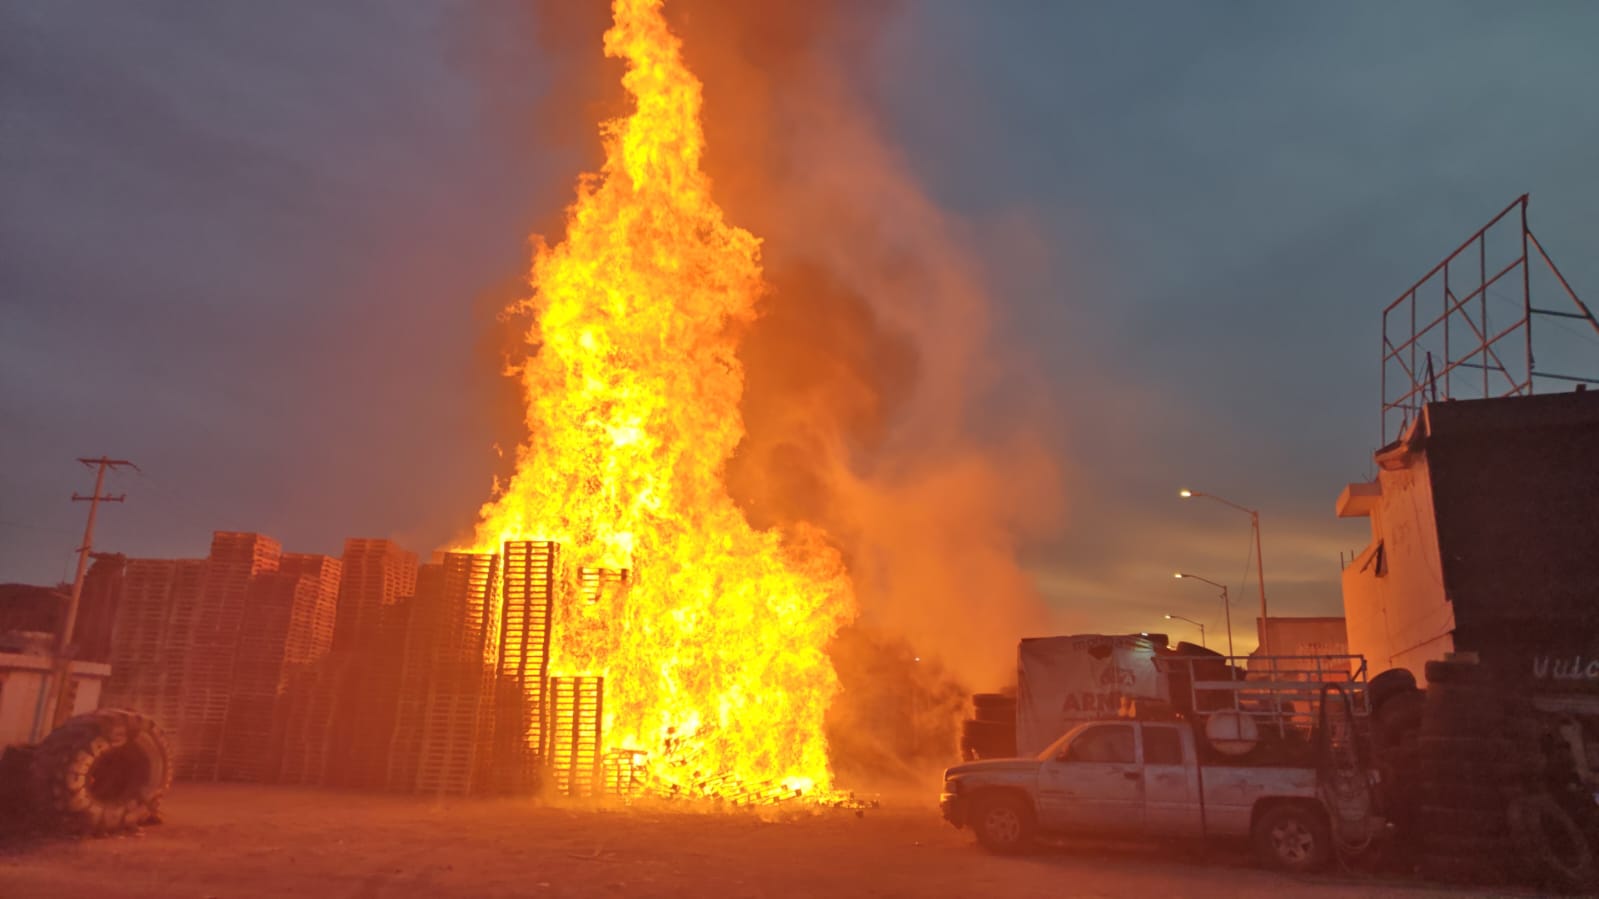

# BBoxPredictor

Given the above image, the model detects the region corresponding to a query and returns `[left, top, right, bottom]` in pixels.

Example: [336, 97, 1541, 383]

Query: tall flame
[474, 0, 855, 792]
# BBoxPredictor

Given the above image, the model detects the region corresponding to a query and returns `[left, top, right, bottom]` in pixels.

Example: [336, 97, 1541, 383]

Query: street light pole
[1179, 489, 1270, 655]
[1175, 572, 1234, 658]
[1164, 614, 1206, 648]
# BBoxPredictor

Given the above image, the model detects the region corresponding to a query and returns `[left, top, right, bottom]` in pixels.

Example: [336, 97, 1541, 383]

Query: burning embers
[469, 0, 857, 801]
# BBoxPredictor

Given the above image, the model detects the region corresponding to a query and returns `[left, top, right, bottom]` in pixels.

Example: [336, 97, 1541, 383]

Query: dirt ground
[0, 785, 1525, 899]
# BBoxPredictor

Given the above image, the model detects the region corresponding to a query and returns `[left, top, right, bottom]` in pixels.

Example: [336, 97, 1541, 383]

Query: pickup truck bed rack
[1157, 653, 1370, 739]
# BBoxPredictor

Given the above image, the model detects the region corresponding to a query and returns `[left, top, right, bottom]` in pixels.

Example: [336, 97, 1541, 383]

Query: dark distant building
[0, 554, 124, 664]
[0, 582, 63, 639]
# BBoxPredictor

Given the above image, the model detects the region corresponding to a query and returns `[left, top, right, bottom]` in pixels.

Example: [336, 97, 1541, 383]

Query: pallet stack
[338, 596, 416, 788]
[493, 540, 561, 795]
[217, 557, 340, 782]
[386, 565, 440, 793]
[279, 553, 342, 665]
[178, 532, 282, 781]
[387, 553, 501, 796]
[157, 560, 209, 738]
[275, 653, 353, 786]
[104, 558, 208, 738]
[546, 676, 605, 797]
[334, 539, 419, 652]
[322, 539, 418, 789]
[104, 559, 182, 716]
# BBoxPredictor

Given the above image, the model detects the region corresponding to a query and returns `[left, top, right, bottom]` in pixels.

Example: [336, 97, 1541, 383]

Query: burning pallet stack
[546, 675, 605, 797]
[491, 540, 560, 794]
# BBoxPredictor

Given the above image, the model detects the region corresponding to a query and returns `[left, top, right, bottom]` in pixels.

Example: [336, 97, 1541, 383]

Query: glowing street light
[1178, 488, 1270, 654]
[1163, 613, 1206, 648]
[1174, 571, 1234, 658]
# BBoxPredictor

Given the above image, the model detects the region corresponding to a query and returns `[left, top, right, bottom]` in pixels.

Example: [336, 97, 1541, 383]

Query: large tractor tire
[1367, 667, 1418, 714]
[30, 708, 172, 835]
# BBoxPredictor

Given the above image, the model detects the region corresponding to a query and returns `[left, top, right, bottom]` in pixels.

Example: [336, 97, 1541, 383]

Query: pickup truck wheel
[1252, 804, 1331, 874]
[970, 793, 1035, 855]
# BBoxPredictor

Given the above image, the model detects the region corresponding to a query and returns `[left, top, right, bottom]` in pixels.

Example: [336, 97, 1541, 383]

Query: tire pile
[1408, 659, 1594, 892]
[959, 693, 1017, 760]
[1368, 668, 1424, 847]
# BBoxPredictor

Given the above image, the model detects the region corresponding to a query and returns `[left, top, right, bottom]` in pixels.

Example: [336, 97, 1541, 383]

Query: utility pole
[34, 457, 136, 739]
[1250, 509, 1269, 657]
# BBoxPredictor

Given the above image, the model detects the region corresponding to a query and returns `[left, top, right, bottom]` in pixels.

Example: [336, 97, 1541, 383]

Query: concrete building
[1337, 390, 1599, 691]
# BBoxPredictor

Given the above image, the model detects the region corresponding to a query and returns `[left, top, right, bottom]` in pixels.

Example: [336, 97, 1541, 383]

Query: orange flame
[474, 0, 855, 794]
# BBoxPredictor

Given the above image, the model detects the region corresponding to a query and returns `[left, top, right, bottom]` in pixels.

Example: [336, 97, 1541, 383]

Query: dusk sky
[4, 1, 1598, 661]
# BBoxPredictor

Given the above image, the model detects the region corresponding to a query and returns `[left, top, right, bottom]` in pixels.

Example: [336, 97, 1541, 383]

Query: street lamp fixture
[1178, 488, 1270, 654]
[1164, 613, 1206, 648]
[1174, 571, 1234, 658]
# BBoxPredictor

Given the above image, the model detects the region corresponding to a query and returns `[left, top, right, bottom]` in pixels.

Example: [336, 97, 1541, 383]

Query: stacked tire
[960, 693, 1017, 760]
[28, 708, 173, 835]
[1415, 659, 1545, 886]
[1367, 668, 1425, 855]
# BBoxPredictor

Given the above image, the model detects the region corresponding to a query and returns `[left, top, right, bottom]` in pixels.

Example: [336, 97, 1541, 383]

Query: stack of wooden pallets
[492, 540, 562, 795]
[546, 676, 604, 797]
[217, 559, 340, 782]
[388, 553, 501, 797]
[177, 532, 282, 781]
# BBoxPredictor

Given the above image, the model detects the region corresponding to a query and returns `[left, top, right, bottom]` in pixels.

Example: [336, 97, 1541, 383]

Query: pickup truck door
[1036, 722, 1144, 835]
[1139, 723, 1202, 835]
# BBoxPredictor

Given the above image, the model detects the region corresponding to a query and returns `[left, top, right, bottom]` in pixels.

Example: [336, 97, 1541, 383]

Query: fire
[473, 0, 856, 795]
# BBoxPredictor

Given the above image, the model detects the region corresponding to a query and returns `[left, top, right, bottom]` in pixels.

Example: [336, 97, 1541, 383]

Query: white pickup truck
[940, 717, 1338, 873]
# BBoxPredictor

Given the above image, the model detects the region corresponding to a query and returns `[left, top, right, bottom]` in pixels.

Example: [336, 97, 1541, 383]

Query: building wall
[1338, 452, 1455, 682]
[0, 655, 111, 745]
[1255, 617, 1350, 661]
